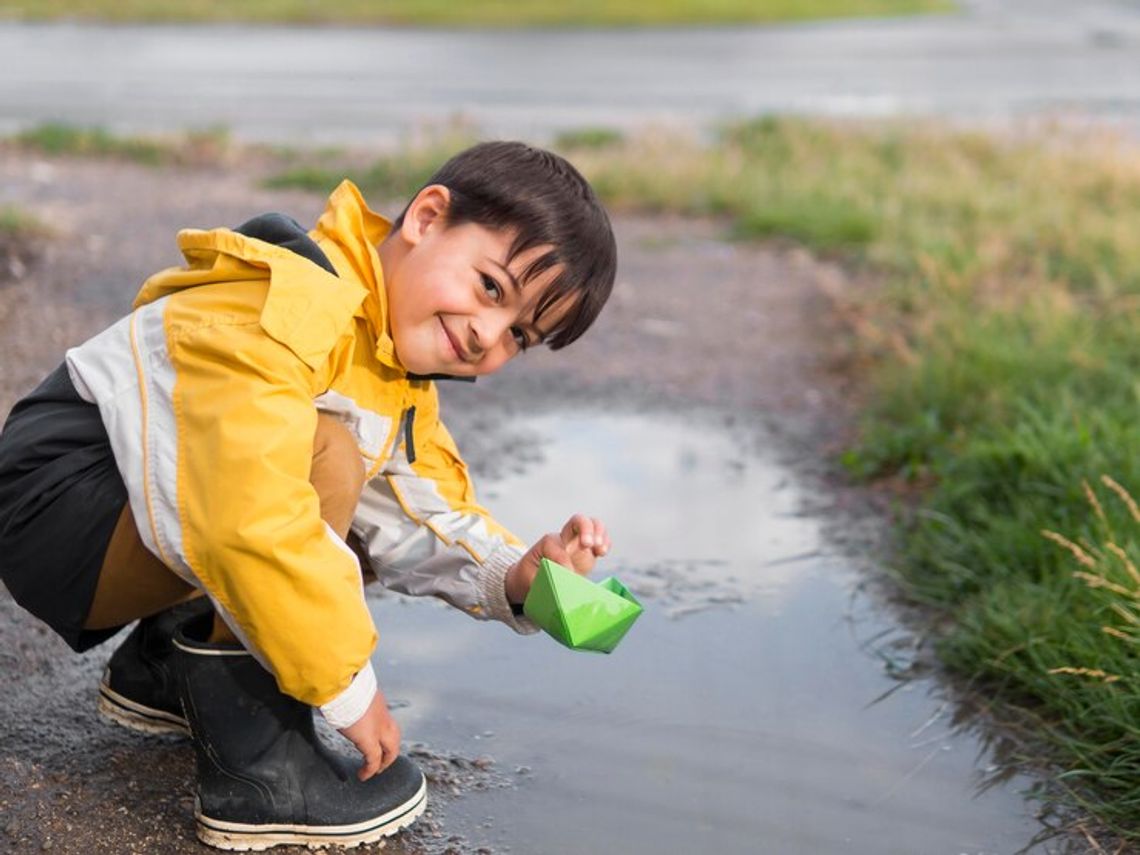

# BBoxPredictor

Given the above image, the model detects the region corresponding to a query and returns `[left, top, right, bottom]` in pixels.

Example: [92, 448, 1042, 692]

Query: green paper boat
[523, 558, 643, 653]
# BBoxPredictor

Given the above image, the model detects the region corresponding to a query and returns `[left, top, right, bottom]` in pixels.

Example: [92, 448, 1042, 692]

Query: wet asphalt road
[2, 0, 1140, 144]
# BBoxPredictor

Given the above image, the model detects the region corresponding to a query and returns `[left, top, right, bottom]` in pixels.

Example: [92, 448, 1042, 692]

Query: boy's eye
[510, 327, 530, 352]
[480, 272, 502, 301]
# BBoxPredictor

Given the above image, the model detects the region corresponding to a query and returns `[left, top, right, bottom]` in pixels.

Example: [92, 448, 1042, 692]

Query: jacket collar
[311, 180, 404, 372]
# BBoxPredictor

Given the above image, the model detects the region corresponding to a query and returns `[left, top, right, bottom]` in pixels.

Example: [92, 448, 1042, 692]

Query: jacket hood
[132, 180, 403, 373]
[311, 180, 400, 370]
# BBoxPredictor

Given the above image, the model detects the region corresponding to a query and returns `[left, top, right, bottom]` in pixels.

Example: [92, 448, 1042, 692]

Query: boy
[0, 142, 616, 850]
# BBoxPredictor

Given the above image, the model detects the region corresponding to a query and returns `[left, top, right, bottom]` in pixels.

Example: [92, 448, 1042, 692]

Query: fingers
[562, 514, 611, 556]
[356, 721, 401, 781]
[562, 513, 589, 547]
[593, 520, 610, 556]
[342, 691, 402, 782]
[378, 726, 400, 773]
[357, 741, 384, 782]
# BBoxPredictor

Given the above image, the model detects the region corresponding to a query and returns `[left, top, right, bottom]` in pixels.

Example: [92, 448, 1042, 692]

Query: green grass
[16, 123, 168, 163]
[0, 206, 46, 238]
[551, 127, 626, 150]
[11, 0, 951, 26]
[11, 122, 231, 165]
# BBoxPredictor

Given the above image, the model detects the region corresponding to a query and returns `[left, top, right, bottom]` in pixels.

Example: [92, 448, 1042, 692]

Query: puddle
[368, 412, 1055, 855]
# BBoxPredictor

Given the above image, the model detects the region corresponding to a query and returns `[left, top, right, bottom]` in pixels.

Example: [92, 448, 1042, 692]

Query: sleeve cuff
[318, 661, 377, 729]
[478, 544, 539, 635]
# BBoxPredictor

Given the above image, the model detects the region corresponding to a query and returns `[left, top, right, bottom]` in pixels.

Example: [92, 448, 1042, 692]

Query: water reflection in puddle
[369, 413, 1049, 855]
[480, 414, 824, 621]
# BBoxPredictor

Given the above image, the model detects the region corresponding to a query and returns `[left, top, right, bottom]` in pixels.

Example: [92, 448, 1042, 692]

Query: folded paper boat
[523, 558, 643, 653]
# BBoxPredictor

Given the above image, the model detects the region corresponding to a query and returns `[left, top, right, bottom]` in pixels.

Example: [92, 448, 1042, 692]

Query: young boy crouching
[0, 142, 616, 850]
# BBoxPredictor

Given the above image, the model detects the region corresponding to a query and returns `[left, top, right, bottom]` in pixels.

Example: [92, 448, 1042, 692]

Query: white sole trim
[97, 678, 190, 736]
[172, 637, 249, 656]
[195, 778, 427, 851]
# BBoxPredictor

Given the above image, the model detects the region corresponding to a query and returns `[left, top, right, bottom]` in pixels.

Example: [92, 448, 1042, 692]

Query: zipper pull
[402, 406, 417, 465]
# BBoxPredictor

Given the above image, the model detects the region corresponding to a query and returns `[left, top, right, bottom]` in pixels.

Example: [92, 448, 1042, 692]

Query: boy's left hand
[505, 514, 610, 605]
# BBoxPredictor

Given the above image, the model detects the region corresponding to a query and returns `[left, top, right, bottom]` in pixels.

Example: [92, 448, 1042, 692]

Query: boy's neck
[375, 233, 404, 296]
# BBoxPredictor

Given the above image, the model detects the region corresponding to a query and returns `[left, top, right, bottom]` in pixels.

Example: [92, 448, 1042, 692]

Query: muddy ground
[0, 149, 914, 854]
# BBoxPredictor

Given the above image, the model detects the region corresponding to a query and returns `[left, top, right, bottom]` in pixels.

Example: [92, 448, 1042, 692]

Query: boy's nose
[469, 313, 512, 356]
[466, 322, 486, 358]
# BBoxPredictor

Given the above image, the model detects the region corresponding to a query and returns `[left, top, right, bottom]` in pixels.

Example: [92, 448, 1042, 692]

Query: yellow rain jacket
[65, 181, 532, 727]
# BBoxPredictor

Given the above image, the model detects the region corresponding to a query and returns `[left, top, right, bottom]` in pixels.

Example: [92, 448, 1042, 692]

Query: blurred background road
[2, 0, 1140, 144]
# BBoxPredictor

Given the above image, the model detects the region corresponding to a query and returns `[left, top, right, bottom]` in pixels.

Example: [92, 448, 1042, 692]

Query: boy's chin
[393, 338, 485, 378]
[391, 344, 436, 376]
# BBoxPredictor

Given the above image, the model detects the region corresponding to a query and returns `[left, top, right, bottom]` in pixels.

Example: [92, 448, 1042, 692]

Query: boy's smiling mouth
[439, 317, 469, 363]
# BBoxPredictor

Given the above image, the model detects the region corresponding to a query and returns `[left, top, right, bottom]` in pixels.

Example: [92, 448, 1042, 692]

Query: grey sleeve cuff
[477, 544, 539, 635]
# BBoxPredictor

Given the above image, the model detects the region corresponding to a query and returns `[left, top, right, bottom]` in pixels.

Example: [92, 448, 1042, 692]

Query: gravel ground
[0, 149, 869, 854]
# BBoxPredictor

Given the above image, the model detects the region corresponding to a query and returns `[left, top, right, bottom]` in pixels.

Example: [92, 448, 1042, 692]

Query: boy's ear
[401, 184, 451, 246]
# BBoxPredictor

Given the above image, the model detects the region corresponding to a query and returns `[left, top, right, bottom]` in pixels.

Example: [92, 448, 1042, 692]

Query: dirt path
[0, 151, 864, 854]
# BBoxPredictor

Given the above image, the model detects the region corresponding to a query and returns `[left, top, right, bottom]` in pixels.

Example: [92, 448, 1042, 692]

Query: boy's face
[384, 187, 570, 378]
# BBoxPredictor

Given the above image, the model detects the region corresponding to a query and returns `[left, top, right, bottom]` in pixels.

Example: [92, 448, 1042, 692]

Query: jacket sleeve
[351, 408, 538, 635]
[165, 287, 379, 715]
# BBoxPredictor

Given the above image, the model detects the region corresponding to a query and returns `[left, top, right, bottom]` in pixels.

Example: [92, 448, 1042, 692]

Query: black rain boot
[173, 613, 426, 851]
[97, 596, 213, 736]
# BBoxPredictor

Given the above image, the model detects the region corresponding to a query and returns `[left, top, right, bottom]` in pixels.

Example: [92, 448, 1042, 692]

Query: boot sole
[97, 673, 191, 737]
[195, 777, 427, 851]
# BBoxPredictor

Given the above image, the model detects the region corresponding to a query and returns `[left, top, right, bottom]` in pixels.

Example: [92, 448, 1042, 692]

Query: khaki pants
[83, 414, 367, 632]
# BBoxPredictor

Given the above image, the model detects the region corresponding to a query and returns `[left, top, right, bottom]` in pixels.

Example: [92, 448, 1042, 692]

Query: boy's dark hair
[394, 141, 617, 350]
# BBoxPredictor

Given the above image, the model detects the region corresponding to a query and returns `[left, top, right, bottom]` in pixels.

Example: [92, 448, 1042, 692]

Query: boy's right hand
[338, 687, 401, 781]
